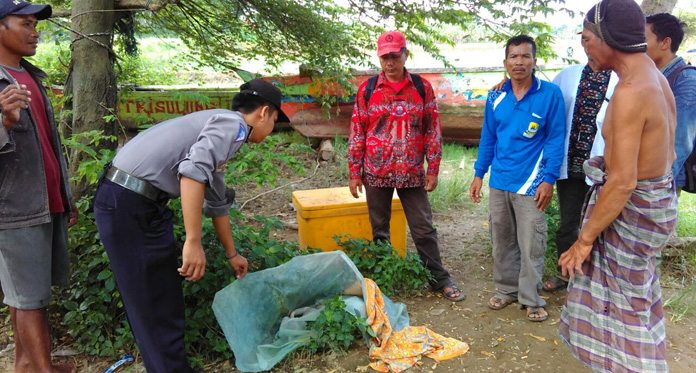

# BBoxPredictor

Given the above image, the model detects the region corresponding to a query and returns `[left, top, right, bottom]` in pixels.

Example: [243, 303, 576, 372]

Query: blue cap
[0, 0, 52, 20]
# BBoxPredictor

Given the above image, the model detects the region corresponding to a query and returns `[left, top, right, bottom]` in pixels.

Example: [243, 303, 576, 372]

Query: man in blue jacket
[469, 35, 566, 322]
[645, 13, 696, 195]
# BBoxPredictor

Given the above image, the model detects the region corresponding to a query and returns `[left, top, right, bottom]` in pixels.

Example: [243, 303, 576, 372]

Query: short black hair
[231, 92, 278, 116]
[0, 17, 8, 28]
[646, 13, 686, 53]
[505, 35, 536, 59]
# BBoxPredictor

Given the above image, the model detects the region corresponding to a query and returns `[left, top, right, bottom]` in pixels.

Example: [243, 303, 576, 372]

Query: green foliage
[132, 0, 570, 80]
[61, 130, 117, 184]
[308, 295, 372, 354]
[676, 192, 696, 237]
[662, 248, 696, 322]
[335, 236, 432, 296]
[226, 134, 312, 187]
[544, 196, 561, 277]
[429, 144, 480, 213]
[58, 129, 132, 356]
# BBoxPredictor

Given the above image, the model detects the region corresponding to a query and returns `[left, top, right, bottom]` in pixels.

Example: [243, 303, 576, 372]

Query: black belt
[105, 166, 169, 202]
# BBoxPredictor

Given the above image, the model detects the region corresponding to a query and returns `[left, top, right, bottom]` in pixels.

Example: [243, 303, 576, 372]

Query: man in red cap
[348, 31, 465, 301]
[0, 1, 78, 372]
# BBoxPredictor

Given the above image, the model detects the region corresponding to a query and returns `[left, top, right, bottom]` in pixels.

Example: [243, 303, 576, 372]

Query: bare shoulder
[608, 83, 646, 112]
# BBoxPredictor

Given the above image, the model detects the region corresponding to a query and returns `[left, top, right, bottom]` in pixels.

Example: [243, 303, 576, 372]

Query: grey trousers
[364, 185, 451, 291]
[489, 188, 547, 308]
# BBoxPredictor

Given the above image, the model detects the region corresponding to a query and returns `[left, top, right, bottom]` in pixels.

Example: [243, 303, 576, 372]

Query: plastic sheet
[213, 251, 408, 372]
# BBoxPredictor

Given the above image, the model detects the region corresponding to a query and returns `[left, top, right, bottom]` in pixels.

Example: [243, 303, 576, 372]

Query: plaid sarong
[559, 156, 678, 373]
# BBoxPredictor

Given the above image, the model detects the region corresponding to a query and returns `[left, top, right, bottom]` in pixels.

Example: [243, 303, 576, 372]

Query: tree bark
[641, 0, 678, 15]
[67, 0, 118, 199]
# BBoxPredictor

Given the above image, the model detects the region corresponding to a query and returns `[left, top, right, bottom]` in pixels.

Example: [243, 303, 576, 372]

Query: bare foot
[487, 296, 513, 310]
[525, 306, 548, 322]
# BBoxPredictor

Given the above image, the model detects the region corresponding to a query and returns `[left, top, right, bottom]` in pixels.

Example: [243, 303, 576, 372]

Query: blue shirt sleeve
[474, 91, 499, 178]
[541, 84, 567, 184]
[671, 71, 696, 186]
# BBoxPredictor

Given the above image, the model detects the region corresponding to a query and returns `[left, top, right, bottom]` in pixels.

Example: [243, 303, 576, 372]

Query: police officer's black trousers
[94, 179, 195, 373]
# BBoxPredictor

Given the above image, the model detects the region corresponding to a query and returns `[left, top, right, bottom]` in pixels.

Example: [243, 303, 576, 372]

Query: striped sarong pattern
[559, 156, 678, 373]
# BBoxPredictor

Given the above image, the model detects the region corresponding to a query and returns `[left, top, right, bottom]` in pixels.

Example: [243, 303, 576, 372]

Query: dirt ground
[1, 154, 695, 372]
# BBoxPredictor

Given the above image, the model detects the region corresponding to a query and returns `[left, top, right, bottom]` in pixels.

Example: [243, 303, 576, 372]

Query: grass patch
[676, 192, 696, 237]
[429, 144, 483, 213]
[662, 247, 696, 322]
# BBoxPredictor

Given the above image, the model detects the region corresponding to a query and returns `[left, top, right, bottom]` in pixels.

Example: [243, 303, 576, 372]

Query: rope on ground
[239, 160, 321, 211]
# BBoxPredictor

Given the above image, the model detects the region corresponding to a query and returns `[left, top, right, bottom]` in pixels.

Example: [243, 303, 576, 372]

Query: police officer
[94, 79, 289, 372]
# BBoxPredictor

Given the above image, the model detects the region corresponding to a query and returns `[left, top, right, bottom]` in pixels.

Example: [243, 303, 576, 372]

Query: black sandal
[542, 276, 568, 293]
[441, 284, 466, 302]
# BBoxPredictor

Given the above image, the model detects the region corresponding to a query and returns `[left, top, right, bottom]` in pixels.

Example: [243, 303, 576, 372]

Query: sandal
[524, 306, 548, 322]
[542, 276, 568, 293]
[442, 284, 466, 302]
[488, 296, 514, 310]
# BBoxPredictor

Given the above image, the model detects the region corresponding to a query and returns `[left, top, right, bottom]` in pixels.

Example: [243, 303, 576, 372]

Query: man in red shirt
[0, 1, 77, 372]
[348, 31, 464, 301]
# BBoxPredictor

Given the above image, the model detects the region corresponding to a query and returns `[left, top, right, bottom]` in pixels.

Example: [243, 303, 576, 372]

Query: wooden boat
[112, 66, 561, 144]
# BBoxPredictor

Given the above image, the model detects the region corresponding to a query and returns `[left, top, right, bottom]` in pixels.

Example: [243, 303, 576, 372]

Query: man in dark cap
[0, 1, 78, 372]
[94, 79, 289, 372]
[558, 0, 677, 371]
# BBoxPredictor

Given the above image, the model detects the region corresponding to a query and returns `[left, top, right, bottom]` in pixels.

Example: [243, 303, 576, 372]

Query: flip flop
[442, 284, 466, 302]
[488, 296, 513, 310]
[524, 306, 548, 322]
[542, 276, 568, 293]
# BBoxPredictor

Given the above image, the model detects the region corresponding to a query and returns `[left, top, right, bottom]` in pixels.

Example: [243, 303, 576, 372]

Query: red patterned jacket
[348, 70, 442, 188]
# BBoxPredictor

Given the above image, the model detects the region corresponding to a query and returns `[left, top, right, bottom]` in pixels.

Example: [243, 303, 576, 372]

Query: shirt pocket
[518, 112, 546, 140]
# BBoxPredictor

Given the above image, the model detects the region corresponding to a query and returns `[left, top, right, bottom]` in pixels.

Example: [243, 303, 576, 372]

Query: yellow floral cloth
[364, 279, 469, 372]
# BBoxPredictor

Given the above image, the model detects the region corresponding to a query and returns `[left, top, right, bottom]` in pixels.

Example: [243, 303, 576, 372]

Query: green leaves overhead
[136, 0, 572, 75]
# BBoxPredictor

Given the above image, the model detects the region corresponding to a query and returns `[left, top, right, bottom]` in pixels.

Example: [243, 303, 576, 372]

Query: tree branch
[51, 0, 177, 18]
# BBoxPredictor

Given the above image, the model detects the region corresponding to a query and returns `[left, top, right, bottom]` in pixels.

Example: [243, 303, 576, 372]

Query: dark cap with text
[0, 0, 52, 20]
[238, 79, 290, 123]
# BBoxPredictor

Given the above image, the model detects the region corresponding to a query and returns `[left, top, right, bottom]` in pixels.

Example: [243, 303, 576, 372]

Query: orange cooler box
[292, 187, 407, 256]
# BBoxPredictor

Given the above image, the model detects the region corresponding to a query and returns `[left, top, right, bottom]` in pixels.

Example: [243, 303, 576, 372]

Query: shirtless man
[558, 0, 677, 372]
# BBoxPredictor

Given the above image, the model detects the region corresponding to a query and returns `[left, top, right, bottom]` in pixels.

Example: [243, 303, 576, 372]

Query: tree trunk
[68, 0, 118, 199]
[641, 0, 678, 15]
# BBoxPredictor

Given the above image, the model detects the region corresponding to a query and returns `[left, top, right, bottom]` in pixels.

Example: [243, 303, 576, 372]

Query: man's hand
[0, 84, 31, 130]
[559, 238, 593, 280]
[68, 204, 79, 227]
[534, 182, 554, 211]
[424, 175, 438, 192]
[349, 178, 363, 198]
[490, 73, 509, 91]
[228, 255, 249, 279]
[178, 239, 206, 281]
[469, 177, 483, 204]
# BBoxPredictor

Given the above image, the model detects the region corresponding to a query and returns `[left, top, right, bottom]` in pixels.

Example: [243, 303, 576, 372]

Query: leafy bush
[334, 235, 432, 296]
[308, 295, 372, 354]
[544, 195, 561, 277]
[226, 134, 312, 187]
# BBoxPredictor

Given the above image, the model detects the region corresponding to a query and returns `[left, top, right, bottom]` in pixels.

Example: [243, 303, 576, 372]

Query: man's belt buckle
[105, 167, 165, 202]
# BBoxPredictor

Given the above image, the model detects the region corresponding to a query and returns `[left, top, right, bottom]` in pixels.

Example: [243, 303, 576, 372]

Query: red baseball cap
[377, 31, 407, 57]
